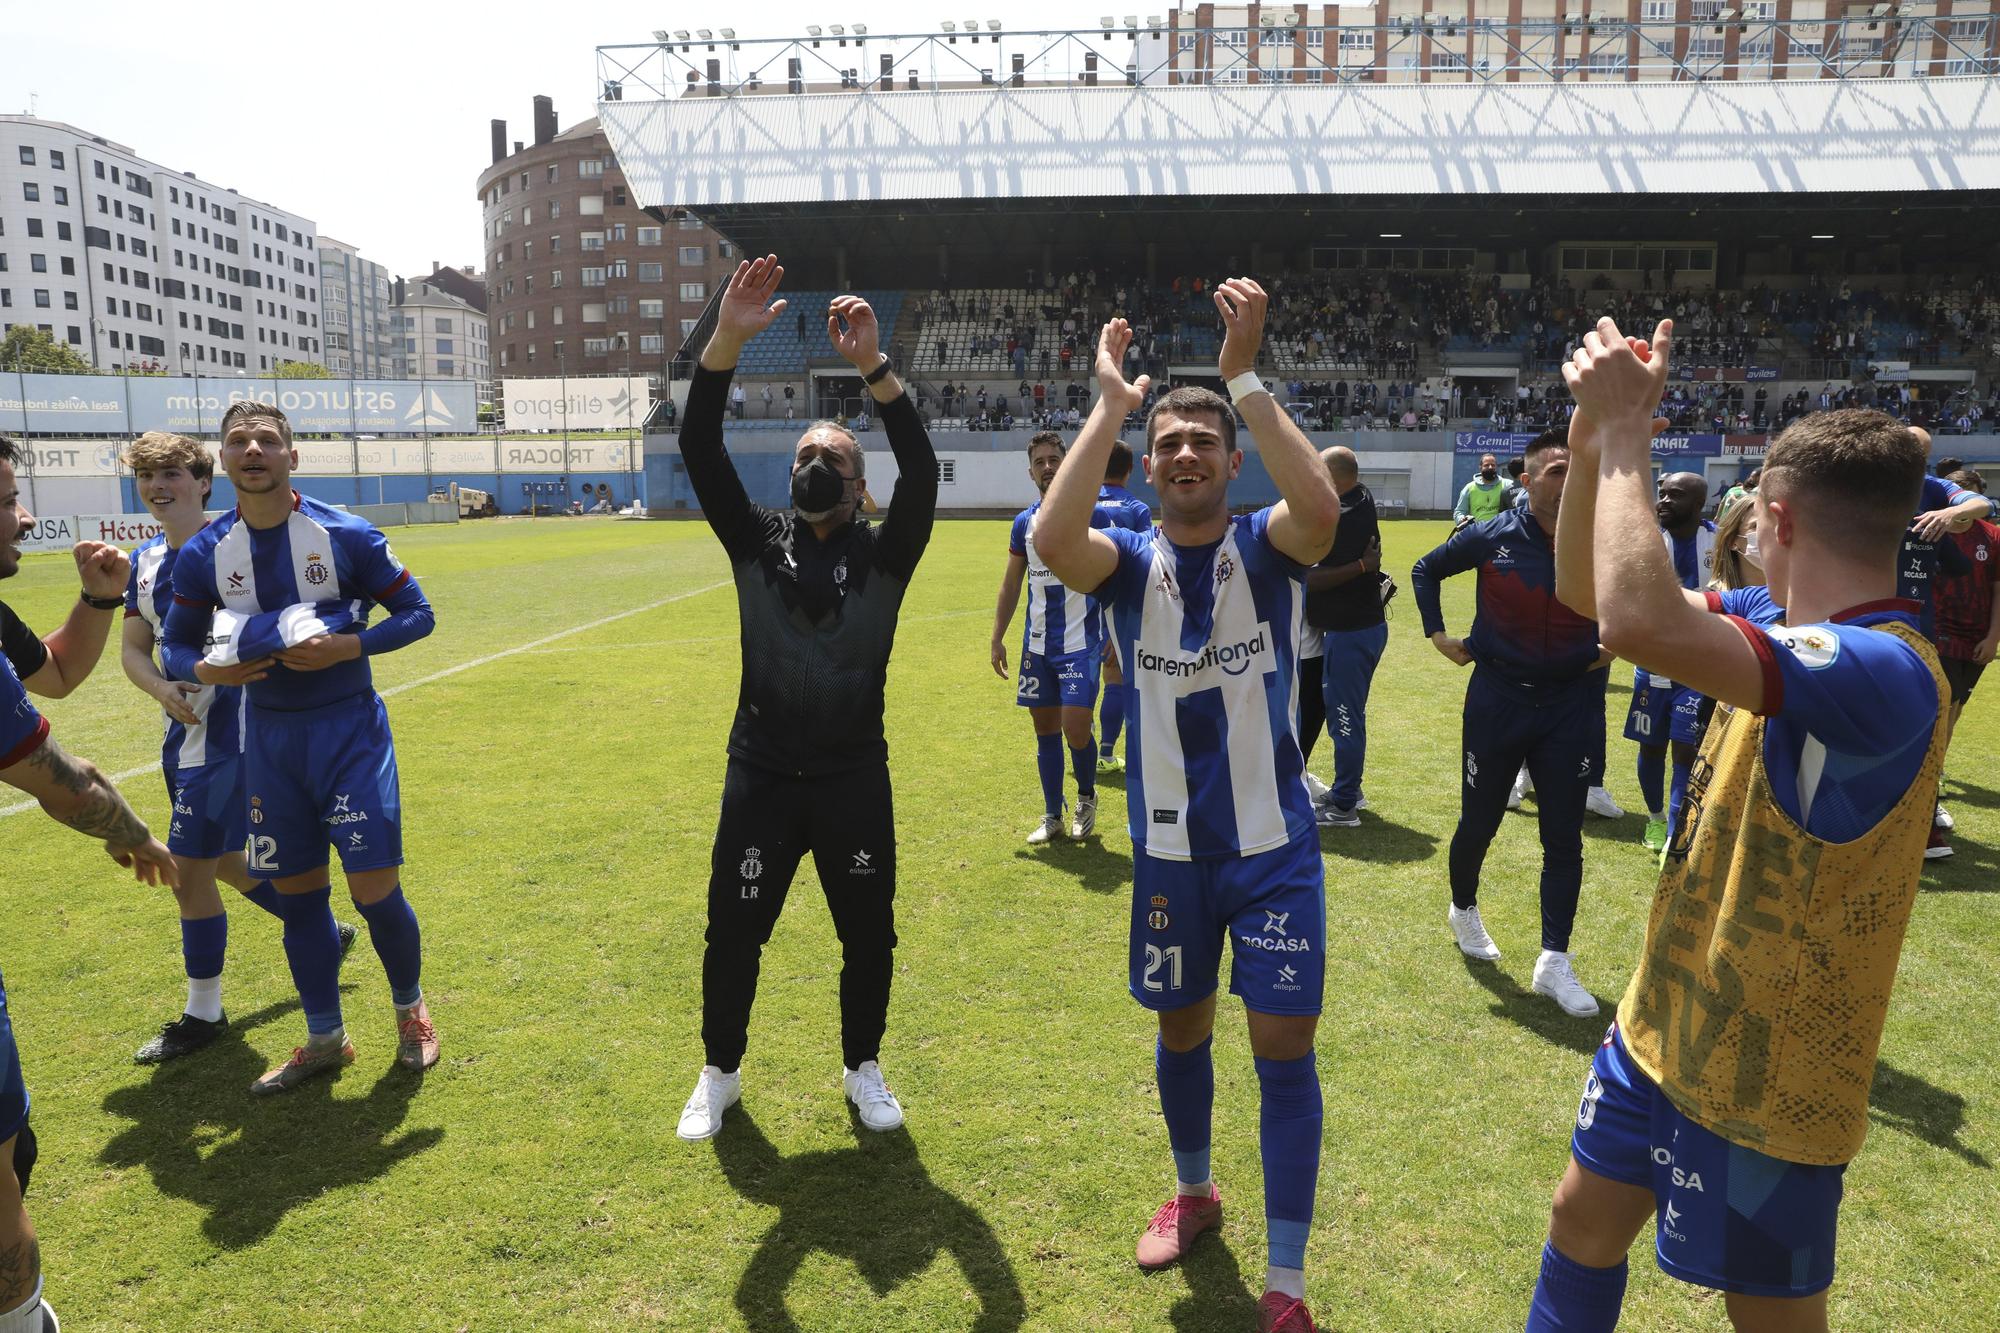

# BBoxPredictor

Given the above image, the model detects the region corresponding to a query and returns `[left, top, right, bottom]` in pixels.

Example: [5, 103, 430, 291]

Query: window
[34, 290, 50, 308]
[437, 339, 454, 354]
[582, 302, 607, 323]
[579, 158, 606, 177]
[59, 258, 72, 276]
[30, 254, 46, 273]
[679, 282, 706, 302]
[1641, 0, 1673, 20]
[551, 268, 564, 288]
[638, 262, 664, 282]
[637, 226, 662, 245]
[581, 231, 605, 251]
[579, 195, 605, 216]
[51, 187, 66, 206]
[63, 292, 77, 310]
[678, 245, 704, 265]
[548, 199, 561, 219]
[640, 334, 665, 354]
[25, 220, 40, 238]
[638, 298, 665, 319]
[1338, 30, 1373, 50]
[677, 215, 703, 230]
[582, 266, 606, 287]
[546, 164, 559, 183]
[609, 260, 627, 279]
[21, 183, 38, 202]
[612, 186, 627, 207]
[435, 317, 451, 333]
[16, 147, 32, 165]
[583, 337, 610, 356]
[549, 235, 562, 254]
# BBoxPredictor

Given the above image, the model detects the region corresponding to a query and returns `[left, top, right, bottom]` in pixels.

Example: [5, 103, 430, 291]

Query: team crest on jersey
[1148, 910, 1169, 930]
[1979, 544, 1991, 563]
[304, 551, 331, 587]
[1214, 552, 1236, 587]
[740, 847, 763, 880]
[1464, 751, 1479, 788]
[250, 796, 263, 825]
[1773, 626, 1839, 670]
[833, 558, 848, 586]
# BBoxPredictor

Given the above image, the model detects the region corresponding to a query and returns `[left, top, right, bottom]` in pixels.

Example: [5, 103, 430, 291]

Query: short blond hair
[123, 431, 213, 493]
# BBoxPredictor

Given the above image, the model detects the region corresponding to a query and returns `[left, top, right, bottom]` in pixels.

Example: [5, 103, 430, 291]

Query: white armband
[1225, 372, 1267, 406]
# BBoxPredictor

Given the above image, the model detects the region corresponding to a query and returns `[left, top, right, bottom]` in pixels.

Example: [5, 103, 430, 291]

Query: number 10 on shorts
[1144, 944, 1183, 993]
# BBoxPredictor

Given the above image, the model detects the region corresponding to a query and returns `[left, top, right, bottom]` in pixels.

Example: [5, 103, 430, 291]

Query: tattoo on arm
[0, 1234, 39, 1310]
[25, 736, 149, 847]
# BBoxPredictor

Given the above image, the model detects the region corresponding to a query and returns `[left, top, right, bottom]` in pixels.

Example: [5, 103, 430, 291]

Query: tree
[0, 326, 92, 374]
[271, 360, 331, 380]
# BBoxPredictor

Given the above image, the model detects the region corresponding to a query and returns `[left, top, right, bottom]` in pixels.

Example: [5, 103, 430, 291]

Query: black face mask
[792, 457, 850, 521]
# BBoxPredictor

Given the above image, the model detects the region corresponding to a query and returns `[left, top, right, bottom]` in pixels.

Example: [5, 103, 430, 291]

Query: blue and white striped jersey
[1096, 483, 1154, 533]
[1012, 502, 1106, 657]
[125, 534, 244, 769]
[1097, 509, 1315, 860]
[161, 491, 434, 712]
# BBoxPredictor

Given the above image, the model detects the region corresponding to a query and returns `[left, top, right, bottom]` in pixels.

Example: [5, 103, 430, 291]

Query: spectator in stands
[761, 384, 773, 416]
[731, 382, 746, 419]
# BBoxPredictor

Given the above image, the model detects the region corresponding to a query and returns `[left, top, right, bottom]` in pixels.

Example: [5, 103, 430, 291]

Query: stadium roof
[602, 76, 2000, 209]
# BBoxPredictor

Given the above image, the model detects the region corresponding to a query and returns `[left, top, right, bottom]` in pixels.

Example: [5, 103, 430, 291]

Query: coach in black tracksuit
[678, 258, 938, 1131]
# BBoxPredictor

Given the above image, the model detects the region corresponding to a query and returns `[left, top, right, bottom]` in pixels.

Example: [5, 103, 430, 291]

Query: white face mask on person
[1742, 530, 1761, 564]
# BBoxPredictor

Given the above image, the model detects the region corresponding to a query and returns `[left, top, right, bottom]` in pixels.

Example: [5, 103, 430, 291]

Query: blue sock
[181, 911, 227, 981]
[356, 886, 424, 1008]
[1636, 748, 1666, 815]
[1100, 685, 1126, 754]
[1666, 761, 1691, 841]
[277, 887, 345, 1037]
[1525, 1241, 1627, 1331]
[1255, 1051, 1322, 1272]
[1070, 736, 1096, 799]
[1036, 733, 1064, 817]
[1157, 1036, 1215, 1189]
[239, 880, 284, 919]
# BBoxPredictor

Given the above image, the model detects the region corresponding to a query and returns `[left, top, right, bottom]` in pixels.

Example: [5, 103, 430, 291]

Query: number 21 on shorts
[1144, 944, 1183, 993]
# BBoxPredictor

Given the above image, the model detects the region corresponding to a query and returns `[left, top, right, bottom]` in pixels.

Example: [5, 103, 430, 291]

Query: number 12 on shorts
[1143, 944, 1183, 993]
[247, 834, 279, 873]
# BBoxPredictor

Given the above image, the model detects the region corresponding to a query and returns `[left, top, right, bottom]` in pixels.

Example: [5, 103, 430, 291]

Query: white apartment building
[391, 279, 488, 381]
[320, 236, 398, 377]
[1, 115, 324, 374]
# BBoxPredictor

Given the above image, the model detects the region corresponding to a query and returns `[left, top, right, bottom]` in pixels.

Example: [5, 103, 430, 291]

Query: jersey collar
[230, 489, 304, 520]
[1830, 598, 1921, 623]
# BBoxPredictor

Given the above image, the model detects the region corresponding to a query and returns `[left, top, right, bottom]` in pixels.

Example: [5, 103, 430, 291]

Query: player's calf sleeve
[181, 911, 226, 981]
[1254, 1051, 1322, 1271]
[1036, 733, 1064, 816]
[277, 887, 345, 1037]
[1666, 761, 1691, 841]
[355, 886, 423, 1009]
[239, 880, 284, 919]
[1100, 685, 1126, 751]
[1157, 1036, 1215, 1189]
[1525, 1241, 1626, 1332]
[1636, 748, 1665, 817]
[1069, 738, 1096, 799]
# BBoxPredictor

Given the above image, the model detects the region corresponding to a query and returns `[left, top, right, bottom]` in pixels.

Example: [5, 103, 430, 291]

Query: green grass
[1, 516, 1994, 1330]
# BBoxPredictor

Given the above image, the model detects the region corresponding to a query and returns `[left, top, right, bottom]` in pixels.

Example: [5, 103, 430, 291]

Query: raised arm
[23, 542, 128, 698]
[1036, 322, 1146, 595]
[1217, 280, 1337, 565]
[685, 256, 789, 564]
[1569, 317, 1766, 713]
[829, 294, 937, 581]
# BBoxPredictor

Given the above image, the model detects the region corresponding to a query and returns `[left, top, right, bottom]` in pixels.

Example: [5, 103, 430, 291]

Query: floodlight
[697, 28, 712, 39]
[1102, 15, 1115, 26]
[674, 28, 690, 40]
[942, 20, 956, 30]
[653, 29, 671, 41]
[1148, 15, 1164, 29]
[965, 18, 979, 31]
[1124, 15, 1138, 27]
[830, 23, 845, 34]
[1260, 11, 1277, 24]
[1870, 2, 1892, 14]
[808, 24, 823, 35]
[987, 19, 1002, 31]
[720, 27, 735, 38]
[853, 23, 868, 34]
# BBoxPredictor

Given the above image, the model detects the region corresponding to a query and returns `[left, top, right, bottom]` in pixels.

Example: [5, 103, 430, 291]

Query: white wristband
[1225, 372, 1267, 405]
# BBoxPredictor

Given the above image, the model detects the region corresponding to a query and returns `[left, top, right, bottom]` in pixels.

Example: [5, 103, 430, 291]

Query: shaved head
[1321, 445, 1358, 489]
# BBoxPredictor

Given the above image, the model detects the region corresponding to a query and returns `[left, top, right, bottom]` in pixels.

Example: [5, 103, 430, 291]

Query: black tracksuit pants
[700, 757, 898, 1073]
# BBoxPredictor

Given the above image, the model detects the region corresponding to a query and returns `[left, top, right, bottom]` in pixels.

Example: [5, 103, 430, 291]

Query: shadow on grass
[1940, 776, 2000, 811]
[1014, 840, 1129, 895]
[1460, 957, 1603, 1057]
[1321, 816, 1439, 864]
[1164, 1227, 1257, 1332]
[712, 1109, 1026, 1333]
[1870, 1062, 1992, 1168]
[1920, 832, 2000, 893]
[99, 995, 444, 1249]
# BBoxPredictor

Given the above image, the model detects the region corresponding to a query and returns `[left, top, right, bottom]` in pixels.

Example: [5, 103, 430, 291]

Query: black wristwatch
[862, 354, 894, 386]
[80, 591, 124, 611]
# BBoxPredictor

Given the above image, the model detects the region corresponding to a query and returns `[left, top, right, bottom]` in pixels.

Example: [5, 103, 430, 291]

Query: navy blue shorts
[0, 971, 26, 1144]
[1128, 835, 1325, 1016]
[1017, 646, 1103, 710]
[163, 754, 246, 861]
[1623, 673, 1703, 747]
[245, 694, 404, 880]
[1571, 1024, 1846, 1298]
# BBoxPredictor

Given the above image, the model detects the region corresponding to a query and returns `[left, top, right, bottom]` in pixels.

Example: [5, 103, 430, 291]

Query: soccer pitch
[2, 515, 1994, 1331]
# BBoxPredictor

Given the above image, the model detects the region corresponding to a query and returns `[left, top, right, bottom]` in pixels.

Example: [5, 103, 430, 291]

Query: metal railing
[600, 17, 1997, 101]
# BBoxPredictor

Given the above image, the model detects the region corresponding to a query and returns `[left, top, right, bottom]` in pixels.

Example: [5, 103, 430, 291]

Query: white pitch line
[0, 579, 730, 819]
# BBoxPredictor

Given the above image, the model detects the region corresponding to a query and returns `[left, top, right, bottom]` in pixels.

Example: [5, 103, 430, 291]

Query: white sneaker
[1302, 771, 1332, 802]
[1935, 802, 1954, 831]
[1353, 795, 1371, 811]
[677, 1065, 741, 1141]
[1507, 767, 1530, 811]
[1071, 795, 1097, 839]
[1026, 813, 1064, 845]
[1533, 951, 1600, 1017]
[1585, 786, 1625, 820]
[843, 1060, 905, 1131]
[1448, 905, 1502, 961]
